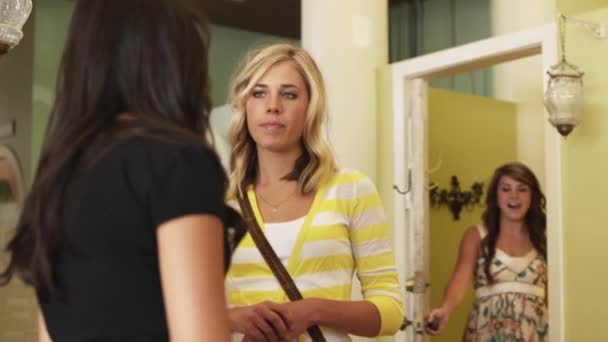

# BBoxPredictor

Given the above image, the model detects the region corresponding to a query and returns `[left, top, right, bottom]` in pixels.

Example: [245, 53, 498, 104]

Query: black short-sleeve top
[39, 137, 228, 342]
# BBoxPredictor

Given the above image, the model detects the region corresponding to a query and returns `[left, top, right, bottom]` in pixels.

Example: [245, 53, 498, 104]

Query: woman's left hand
[280, 299, 320, 340]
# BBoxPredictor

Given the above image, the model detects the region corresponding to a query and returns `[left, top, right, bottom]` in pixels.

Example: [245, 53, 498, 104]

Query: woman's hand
[424, 307, 450, 335]
[230, 301, 289, 342]
[280, 299, 319, 341]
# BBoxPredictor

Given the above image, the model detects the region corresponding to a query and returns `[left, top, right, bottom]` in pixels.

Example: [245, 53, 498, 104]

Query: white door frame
[390, 23, 563, 342]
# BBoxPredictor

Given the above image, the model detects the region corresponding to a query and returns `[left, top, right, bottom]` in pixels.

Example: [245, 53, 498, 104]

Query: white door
[405, 79, 431, 342]
[392, 77, 431, 342]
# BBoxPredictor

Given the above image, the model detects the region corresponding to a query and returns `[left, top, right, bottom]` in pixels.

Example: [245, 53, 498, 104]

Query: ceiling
[197, 0, 412, 39]
[197, 0, 301, 38]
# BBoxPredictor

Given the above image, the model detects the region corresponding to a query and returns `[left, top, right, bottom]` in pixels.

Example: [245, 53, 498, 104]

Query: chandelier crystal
[0, 0, 33, 55]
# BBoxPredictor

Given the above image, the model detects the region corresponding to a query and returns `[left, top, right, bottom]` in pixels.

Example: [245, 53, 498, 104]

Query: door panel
[427, 88, 518, 342]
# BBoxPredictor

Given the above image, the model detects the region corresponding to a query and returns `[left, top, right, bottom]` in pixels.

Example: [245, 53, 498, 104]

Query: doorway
[387, 23, 563, 342]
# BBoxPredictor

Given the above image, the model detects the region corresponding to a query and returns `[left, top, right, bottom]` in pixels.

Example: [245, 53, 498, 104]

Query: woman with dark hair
[0, 0, 242, 341]
[425, 162, 548, 341]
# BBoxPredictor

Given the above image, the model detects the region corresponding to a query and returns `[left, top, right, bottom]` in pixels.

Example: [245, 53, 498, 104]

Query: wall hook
[393, 169, 412, 195]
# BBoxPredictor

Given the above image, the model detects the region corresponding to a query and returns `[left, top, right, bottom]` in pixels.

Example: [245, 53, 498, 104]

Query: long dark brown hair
[481, 162, 547, 283]
[0, 0, 244, 298]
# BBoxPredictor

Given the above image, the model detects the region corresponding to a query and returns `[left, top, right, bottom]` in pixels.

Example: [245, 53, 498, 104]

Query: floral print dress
[463, 225, 548, 342]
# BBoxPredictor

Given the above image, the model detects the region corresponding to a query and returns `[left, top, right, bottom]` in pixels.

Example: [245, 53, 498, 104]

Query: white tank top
[264, 216, 306, 266]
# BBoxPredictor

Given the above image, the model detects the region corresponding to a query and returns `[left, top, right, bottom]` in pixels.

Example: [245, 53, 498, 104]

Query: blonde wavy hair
[227, 43, 337, 198]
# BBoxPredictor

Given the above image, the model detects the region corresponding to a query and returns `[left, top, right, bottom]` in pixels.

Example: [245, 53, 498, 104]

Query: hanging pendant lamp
[0, 0, 33, 56]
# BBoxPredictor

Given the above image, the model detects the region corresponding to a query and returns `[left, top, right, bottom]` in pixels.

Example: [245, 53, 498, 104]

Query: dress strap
[476, 224, 487, 240]
[476, 282, 545, 300]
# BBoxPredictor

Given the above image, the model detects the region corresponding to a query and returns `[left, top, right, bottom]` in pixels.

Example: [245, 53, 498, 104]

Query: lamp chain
[559, 14, 567, 62]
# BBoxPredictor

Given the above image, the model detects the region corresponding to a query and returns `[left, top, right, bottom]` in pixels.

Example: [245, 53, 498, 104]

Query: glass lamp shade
[544, 60, 584, 137]
[0, 0, 33, 55]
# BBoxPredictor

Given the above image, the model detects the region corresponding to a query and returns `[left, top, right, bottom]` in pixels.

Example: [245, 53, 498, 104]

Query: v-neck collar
[246, 183, 326, 275]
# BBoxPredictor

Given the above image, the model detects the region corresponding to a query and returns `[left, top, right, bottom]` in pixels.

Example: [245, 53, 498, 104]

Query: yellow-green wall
[428, 88, 517, 341]
[376, 65, 396, 231]
[0, 9, 34, 185]
[1, 3, 298, 340]
[0, 5, 38, 341]
[375, 64, 400, 342]
[556, 4, 608, 341]
[209, 26, 297, 107]
[28, 2, 295, 173]
[0, 227, 37, 341]
[557, 0, 608, 15]
[31, 0, 75, 174]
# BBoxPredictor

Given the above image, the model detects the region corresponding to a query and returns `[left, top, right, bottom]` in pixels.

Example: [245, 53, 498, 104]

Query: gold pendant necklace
[256, 187, 298, 215]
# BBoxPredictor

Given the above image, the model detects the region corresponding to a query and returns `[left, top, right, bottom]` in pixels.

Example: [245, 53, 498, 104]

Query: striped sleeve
[348, 172, 404, 336]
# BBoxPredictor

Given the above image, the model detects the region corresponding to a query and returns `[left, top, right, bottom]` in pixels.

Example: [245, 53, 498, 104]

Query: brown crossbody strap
[238, 194, 326, 342]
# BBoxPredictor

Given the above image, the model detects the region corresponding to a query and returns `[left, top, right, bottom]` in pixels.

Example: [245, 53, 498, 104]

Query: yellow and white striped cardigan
[226, 169, 404, 341]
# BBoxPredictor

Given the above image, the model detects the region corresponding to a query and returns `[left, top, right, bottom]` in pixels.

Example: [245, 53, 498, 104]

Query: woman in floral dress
[426, 162, 548, 341]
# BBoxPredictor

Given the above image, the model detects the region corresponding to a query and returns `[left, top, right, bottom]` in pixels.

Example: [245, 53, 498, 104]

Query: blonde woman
[225, 43, 404, 342]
